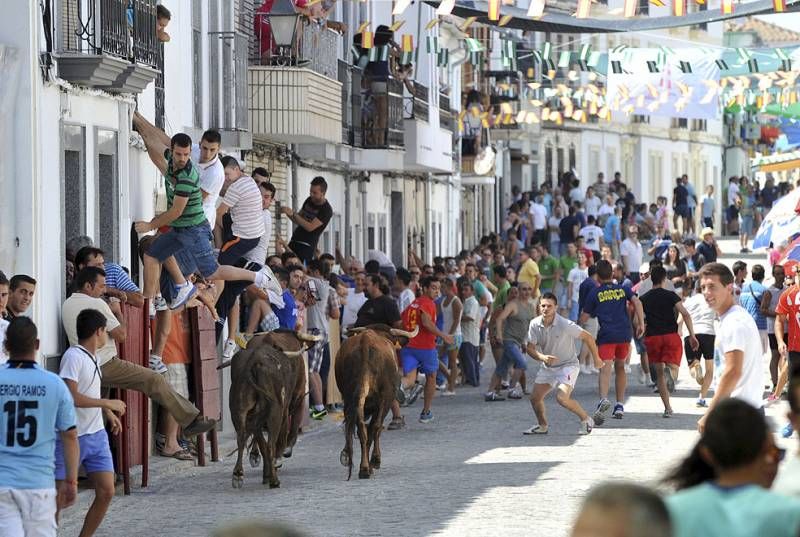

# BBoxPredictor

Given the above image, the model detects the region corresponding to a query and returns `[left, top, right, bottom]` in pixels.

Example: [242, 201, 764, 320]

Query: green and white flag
[400, 50, 413, 64]
[368, 45, 389, 62]
[468, 51, 483, 65]
[715, 58, 729, 70]
[558, 51, 570, 68]
[736, 47, 753, 61]
[351, 44, 361, 62]
[776, 48, 792, 70]
[465, 37, 484, 52]
[678, 60, 692, 73]
[578, 43, 592, 70]
[541, 41, 552, 61]
[437, 48, 450, 67]
[427, 36, 439, 53]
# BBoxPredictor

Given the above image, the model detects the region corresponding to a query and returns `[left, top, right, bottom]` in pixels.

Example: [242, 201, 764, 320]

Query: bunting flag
[402, 34, 413, 52]
[578, 44, 592, 70]
[350, 44, 361, 62]
[362, 31, 374, 49]
[437, 48, 450, 67]
[488, 0, 501, 19]
[576, 0, 591, 18]
[400, 51, 413, 64]
[465, 37, 484, 52]
[716, 58, 729, 70]
[436, 0, 456, 15]
[368, 46, 389, 62]
[558, 51, 571, 68]
[678, 60, 692, 73]
[502, 40, 517, 69]
[392, 0, 412, 15]
[461, 16, 478, 30]
[357, 21, 370, 34]
[587, 51, 601, 69]
[425, 18, 440, 30]
[673, 0, 686, 16]
[722, 0, 733, 14]
[468, 51, 484, 65]
[651, 0, 665, 6]
[748, 58, 759, 73]
[646, 60, 659, 73]
[776, 48, 792, 70]
[389, 20, 405, 31]
[498, 14, 514, 26]
[541, 41, 552, 62]
[426, 36, 439, 53]
[527, 0, 545, 17]
[774, 0, 787, 11]
[624, 0, 637, 17]
[611, 60, 623, 74]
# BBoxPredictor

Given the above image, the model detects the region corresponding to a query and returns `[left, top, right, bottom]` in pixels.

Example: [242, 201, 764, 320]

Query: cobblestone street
[58, 359, 745, 537]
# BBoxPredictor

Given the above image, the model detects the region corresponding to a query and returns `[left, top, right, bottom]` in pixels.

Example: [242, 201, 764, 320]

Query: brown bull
[228, 330, 320, 489]
[336, 324, 418, 480]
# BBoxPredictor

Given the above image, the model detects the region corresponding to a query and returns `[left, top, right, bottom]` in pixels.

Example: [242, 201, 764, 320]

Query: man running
[580, 260, 644, 424]
[0, 318, 79, 536]
[640, 266, 699, 418]
[523, 293, 603, 435]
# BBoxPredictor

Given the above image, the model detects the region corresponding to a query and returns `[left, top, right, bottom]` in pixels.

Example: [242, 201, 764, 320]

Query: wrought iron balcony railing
[210, 31, 249, 132]
[340, 63, 404, 150]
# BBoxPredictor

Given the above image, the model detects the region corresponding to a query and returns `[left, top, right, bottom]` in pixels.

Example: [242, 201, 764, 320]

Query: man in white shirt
[56, 308, 124, 535]
[530, 195, 548, 246]
[191, 130, 224, 229]
[620, 225, 644, 284]
[341, 272, 368, 334]
[584, 186, 601, 219]
[697, 262, 764, 432]
[579, 215, 605, 261]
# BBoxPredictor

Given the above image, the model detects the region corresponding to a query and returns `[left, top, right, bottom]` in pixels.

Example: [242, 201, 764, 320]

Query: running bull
[336, 324, 418, 480]
[224, 329, 321, 489]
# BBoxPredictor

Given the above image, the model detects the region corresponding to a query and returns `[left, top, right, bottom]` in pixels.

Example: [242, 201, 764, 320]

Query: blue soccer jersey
[0, 362, 76, 489]
[583, 283, 634, 345]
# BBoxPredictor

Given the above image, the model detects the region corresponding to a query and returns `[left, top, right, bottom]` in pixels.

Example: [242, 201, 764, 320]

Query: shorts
[446, 334, 463, 352]
[703, 217, 713, 228]
[580, 317, 599, 339]
[494, 340, 528, 377]
[479, 325, 487, 345]
[676, 205, 690, 218]
[214, 259, 262, 322]
[768, 333, 778, 351]
[644, 333, 682, 366]
[634, 336, 646, 356]
[218, 236, 260, 266]
[160, 248, 197, 302]
[685, 333, 714, 365]
[164, 363, 190, 398]
[307, 328, 327, 373]
[55, 429, 114, 480]
[147, 221, 218, 278]
[535, 365, 580, 389]
[288, 240, 315, 265]
[569, 301, 579, 322]
[0, 488, 57, 537]
[401, 347, 439, 375]
[740, 214, 754, 235]
[727, 205, 739, 221]
[598, 342, 630, 361]
[258, 311, 280, 333]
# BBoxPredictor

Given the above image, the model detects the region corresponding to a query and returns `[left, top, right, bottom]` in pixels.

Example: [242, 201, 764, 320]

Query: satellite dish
[473, 146, 496, 176]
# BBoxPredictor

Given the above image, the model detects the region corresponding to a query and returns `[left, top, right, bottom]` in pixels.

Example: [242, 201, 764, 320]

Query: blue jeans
[494, 340, 527, 378]
[147, 221, 218, 278]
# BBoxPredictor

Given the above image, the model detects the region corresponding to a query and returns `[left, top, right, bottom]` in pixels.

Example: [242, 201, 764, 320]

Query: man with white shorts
[523, 292, 603, 435]
[0, 317, 79, 537]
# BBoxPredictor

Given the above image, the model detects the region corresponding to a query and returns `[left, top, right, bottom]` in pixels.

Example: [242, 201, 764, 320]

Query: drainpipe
[344, 172, 351, 256]
[290, 143, 299, 211]
[360, 173, 369, 260]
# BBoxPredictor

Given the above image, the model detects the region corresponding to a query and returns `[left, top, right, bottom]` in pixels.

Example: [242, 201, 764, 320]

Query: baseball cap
[639, 262, 650, 274]
[700, 227, 714, 237]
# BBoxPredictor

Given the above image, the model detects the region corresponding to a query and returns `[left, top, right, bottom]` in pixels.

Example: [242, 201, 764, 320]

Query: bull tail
[342, 342, 372, 481]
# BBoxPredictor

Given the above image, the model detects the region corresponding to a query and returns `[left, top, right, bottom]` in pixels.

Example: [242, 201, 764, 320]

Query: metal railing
[154, 43, 165, 129]
[340, 63, 404, 149]
[209, 31, 249, 131]
[250, 15, 341, 80]
[404, 81, 430, 122]
[53, 0, 159, 68]
[439, 93, 454, 132]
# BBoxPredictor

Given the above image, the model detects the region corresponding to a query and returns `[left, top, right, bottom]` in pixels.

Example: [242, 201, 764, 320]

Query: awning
[751, 150, 800, 173]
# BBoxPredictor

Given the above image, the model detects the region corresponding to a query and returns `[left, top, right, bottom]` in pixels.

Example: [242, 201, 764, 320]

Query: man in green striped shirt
[133, 114, 280, 314]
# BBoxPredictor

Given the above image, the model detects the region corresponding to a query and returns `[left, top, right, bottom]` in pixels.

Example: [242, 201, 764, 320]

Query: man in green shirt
[537, 244, 560, 295]
[133, 113, 279, 311]
[558, 242, 578, 316]
[492, 265, 511, 312]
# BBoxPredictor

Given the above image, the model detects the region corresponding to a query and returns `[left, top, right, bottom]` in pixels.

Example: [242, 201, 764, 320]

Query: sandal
[158, 448, 194, 461]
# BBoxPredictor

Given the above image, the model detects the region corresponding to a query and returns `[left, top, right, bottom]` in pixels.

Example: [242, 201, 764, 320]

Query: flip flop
[158, 448, 194, 461]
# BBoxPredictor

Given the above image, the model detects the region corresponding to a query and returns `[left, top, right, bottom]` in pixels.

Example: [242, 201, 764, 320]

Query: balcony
[402, 83, 453, 173]
[209, 31, 251, 147]
[404, 82, 429, 122]
[50, 0, 160, 93]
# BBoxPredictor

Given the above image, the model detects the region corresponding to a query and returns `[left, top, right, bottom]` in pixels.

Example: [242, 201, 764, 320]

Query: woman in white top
[439, 280, 463, 395]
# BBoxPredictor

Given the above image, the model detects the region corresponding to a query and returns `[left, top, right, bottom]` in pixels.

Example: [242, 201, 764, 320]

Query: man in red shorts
[580, 260, 644, 425]
[640, 265, 699, 418]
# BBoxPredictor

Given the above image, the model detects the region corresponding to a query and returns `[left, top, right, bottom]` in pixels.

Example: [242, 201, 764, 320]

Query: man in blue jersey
[0, 317, 79, 536]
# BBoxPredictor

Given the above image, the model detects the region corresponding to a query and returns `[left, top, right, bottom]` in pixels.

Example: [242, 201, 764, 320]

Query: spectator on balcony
[74, 246, 145, 308]
[63, 267, 218, 440]
[281, 176, 333, 265]
[363, 25, 394, 146]
[463, 90, 484, 157]
[5, 275, 36, 320]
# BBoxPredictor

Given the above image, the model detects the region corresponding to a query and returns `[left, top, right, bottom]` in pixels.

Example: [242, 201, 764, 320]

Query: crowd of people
[2, 100, 800, 535]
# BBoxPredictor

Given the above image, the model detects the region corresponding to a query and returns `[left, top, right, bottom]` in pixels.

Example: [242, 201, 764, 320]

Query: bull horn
[389, 325, 419, 339]
[346, 327, 367, 335]
[283, 350, 304, 358]
[296, 331, 323, 342]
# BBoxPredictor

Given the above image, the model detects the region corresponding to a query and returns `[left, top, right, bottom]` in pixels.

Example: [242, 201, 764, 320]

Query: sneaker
[612, 403, 624, 419]
[255, 266, 282, 297]
[523, 424, 549, 435]
[782, 423, 794, 439]
[387, 416, 405, 430]
[638, 368, 648, 385]
[169, 282, 197, 310]
[580, 364, 590, 375]
[647, 380, 657, 388]
[436, 383, 447, 391]
[593, 399, 611, 426]
[222, 339, 238, 360]
[696, 398, 708, 408]
[149, 354, 168, 374]
[579, 417, 594, 435]
[691, 362, 704, 385]
[484, 392, 506, 402]
[665, 368, 675, 393]
[405, 383, 424, 406]
[310, 407, 328, 420]
[419, 410, 434, 424]
[442, 390, 456, 397]
[395, 383, 407, 405]
[662, 409, 674, 418]
[234, 333, 252, 350]
[507, 388, 523, 400]
[589, 366, 600, 375]
[624, 364, 632, 374]
[153, 295, 168, 311]
[183, 415, 217, 437]
[500, 380, 510, 390]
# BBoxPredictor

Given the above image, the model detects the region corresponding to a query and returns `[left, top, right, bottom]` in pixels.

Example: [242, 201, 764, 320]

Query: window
[569, 144, 576, 172]
[378, 213, 387, 253]
[545, 145, 553, 183]
[607, 148, 616, 180]
[671, 117, 688, 129]
[638, 0, 649, 16]
[63, 125, 86, 247]
[691, 119, 707, 132]
[193, 2, 203, 128]
[95, 129, 119, 260]
[557, 147, 565, 180]
[367, 212, 376, 250]
[631, 114, 650, 124]
[589, 146, 600, 176]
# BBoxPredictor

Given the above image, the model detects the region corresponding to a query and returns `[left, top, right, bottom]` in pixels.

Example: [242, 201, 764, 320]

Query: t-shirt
[683, 293, 716, 335]
[396, 288, 415, 314]
[274, 289, 298, 330]
[517, 259, 541, 297]
[403, 296, 437, 350]
[717, 304, 765, 409]
[61, 293, 121, 366]
[559, 255, 578, 285]
[697, 240, 718, 263]
[59, 345, 104, 436]
[191, 144, 225, 229]
[493, 281, 511, 311]
[569, 187, 585, 204]
[103, 262, 139, 292]
[538, 255, 559, 291]
[666, 483, 800, 537]
[354, 295, 401, 327]
[776, 286, 800, 352]
[163, 149, 206, 228]
[773, 455, 800, 497]
[0, 318, 8, 365]
[342, 289, 368, 331]
[674, 184, 689, 206]
[567, 267, 588, 302]
[579, 225, 604, 251]
[702, 194, 715, 218]
[290, 196, 333, 250]
[461, 296, 480, 346]
[603, 214, 620, 243]
[244, 209, 273, 265]
[740, 281, 767, 330]
[578, 277, 599, 314]
[304, 277, 331, 335]
[529, 203, 547, 230]
[641, 288, 681, 336]
[584, 195, 601, 218]
[620, 239, 643, 274]
[728, 182, 740, 206]
[161, 311, 191, 365]
[0, 362, 76, 489]
[559, 215, 579, 243]
[528, 314, 583, 369]
[222, 176, 265, 240]
[583, 283, 634, 344]
[686, 182, 697, 208]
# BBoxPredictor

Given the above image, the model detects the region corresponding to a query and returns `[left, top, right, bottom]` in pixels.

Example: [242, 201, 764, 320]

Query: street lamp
[269, 0, 300, 62]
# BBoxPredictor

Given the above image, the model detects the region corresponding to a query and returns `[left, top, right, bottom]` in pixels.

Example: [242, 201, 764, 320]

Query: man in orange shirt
[774, 263, 800, 438]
